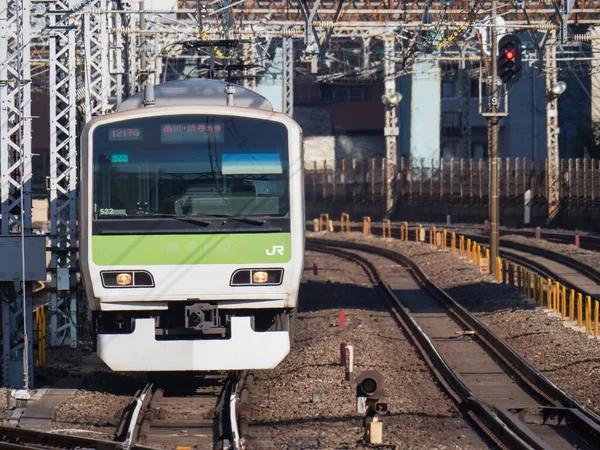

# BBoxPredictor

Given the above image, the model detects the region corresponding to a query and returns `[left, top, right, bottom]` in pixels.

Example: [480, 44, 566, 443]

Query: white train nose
[97, 316, 291, 371]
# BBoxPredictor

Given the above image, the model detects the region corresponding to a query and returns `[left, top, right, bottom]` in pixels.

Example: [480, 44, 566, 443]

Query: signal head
[497, 34, 522, 84]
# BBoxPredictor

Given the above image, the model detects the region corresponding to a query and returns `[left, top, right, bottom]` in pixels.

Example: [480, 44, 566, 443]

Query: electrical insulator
[571, 34, 591, 42]
[537, 23, 558, 31]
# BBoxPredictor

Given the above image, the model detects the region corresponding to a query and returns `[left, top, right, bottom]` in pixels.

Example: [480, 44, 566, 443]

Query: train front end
[80, 90, 304, 371]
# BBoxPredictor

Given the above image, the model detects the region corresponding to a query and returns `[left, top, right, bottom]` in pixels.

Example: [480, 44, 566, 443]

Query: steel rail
[122, 383, 153, 450]
[335, 222, 600, 292]
[307, 240, 532, 450]
[0, 425, 127, 450]
[459, 233, 600, 300]
[113, 375, 240, 450]
[307, 237, 600, 448]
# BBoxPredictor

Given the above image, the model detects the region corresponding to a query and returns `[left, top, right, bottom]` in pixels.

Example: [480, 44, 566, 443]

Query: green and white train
[80, 79, 304, 371]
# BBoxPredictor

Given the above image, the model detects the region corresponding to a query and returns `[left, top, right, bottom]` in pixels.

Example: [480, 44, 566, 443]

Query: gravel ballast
[313, 231, 600, 416]
[247, 250, 487, 449]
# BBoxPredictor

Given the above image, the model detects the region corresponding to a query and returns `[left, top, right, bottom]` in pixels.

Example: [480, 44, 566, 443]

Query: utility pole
[383, 33, 399, 218]
[488, 0, 500, 274]
[546, 30, 560, 224]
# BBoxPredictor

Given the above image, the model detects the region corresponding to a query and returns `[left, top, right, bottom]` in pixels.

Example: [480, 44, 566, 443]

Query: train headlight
[231, 269, 284, 286]
[101, 271, 154, 288]
[116, 273, 133, 286]
[253, 271, 269, 284]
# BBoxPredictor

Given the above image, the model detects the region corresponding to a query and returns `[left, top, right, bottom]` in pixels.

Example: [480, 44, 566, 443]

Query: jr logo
[266, 245, 285, 256]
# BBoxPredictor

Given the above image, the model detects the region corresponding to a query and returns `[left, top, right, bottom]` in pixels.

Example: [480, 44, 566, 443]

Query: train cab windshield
[92, 115, 290, 227]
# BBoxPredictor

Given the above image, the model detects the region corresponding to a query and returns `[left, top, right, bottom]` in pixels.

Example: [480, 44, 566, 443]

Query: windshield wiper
[208, 214, 266, 226]
[142, 214, 212, 226]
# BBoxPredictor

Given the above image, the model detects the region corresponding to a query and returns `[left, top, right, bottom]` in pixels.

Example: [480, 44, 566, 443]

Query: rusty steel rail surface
[0, 425, 126, 450]
[307, 237, 600, 450]
[114, 372, 246, 450]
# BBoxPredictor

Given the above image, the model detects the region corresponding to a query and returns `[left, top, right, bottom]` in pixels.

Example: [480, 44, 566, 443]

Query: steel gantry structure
[0, 0, 43, 389]
[1, 0, 599, 387]
[48, 0, 79, 350]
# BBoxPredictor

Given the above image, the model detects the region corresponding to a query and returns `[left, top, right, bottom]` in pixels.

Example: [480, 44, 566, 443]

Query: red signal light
[505, 50, 515, 60]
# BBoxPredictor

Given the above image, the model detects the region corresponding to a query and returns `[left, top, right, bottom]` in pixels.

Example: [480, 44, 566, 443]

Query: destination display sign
[161, 123, 225, 144]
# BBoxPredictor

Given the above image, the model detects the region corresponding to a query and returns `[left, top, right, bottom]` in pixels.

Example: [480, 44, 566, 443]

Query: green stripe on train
[92, 233, 292, 265]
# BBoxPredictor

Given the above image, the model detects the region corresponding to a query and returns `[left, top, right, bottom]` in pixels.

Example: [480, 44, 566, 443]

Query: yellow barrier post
[554, 283, 560, 313]
[586, 296, 592, 333]
[577, 293, 583, 328]
[451, 233, 456, 253]
[35, 308, 39, 367]
[382, 219, 391, 238]
[561, 286, 566, 319]
[363, 217, 371, 235]
[459, 236, 465, 257]
[496, 257, 502, 282]
[442, 230, 447, 251]
[547, 279, 553, 309]
[400, 223, 405, 241]
[466, 239, 471, 260]
[405, 222, 409, 241]
[42, 306, 46, 365]
[595, 301, 599, 338]
[35, 305, 46, 367]
[341, 213, 350, 232]
[569, 290, 575, 322]
[318, 213, 330, 232]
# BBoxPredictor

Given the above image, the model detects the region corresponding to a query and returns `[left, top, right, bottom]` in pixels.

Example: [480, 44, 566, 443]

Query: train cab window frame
[91, 115, 291, 232]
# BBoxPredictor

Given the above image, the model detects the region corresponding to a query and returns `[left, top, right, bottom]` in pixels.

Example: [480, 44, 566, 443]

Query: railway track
[458, 233, 600, 300]
[336, 221, 600, 252]
[307, 237, 600, 449]
[339, 222, 600, 300]
[0, 426, 124, 450]
[115, 371, 251, 450]
[0, 373, 248, 450]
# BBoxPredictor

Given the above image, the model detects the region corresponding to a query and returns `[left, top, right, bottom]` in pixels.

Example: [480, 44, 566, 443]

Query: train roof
[117, 79, 273, 112]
